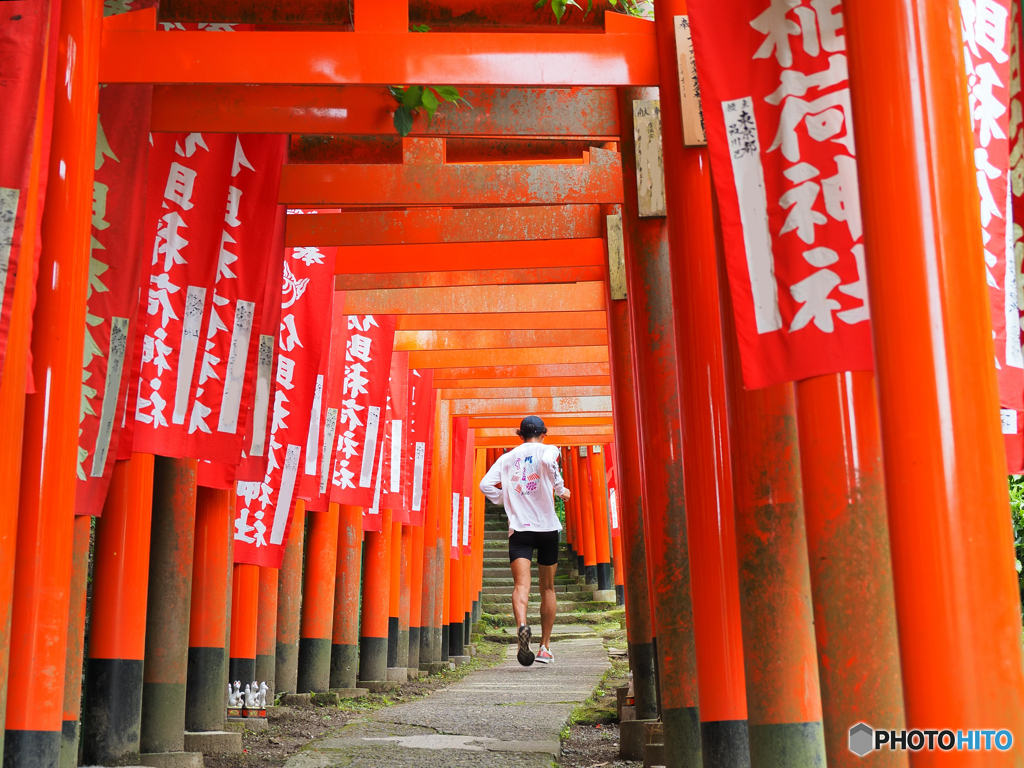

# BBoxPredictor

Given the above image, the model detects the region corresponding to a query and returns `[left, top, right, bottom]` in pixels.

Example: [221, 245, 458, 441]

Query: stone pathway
[283, 638, 610, 767]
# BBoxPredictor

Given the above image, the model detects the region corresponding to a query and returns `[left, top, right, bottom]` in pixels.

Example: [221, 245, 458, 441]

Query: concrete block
[356, 680, 400, 693]
[406, 669, 422, 679]
[280, 693, 311, 707]
[593, 589, 617, 603]
[449, 655, 471, 667]
[183, 732, 242, 755]
[619, 720, 659, 761]
[644, 742, 666, 768]
[580, 583, 599, 593]
[420, 662, 451, 675]
[223, 717, 268, 732]
[330, 687, 368, 698]
[616, 686, 632, 720]
[385, 667, 409, 682]
[310, 692, 340, 706]
[139, 753, 204, 768]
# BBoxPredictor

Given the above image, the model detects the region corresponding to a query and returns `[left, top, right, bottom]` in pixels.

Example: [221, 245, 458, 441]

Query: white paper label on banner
[360, 405, 382, 488]
[609, 487, 619, 530]
[463, 496, 471, 547]
[0, 188, 19, 316]
[172, 285, 207, 424]
[217, 299, 255, 433]
[579, 445, 588, 457]
[451, 492, 460, 547]
[270, 444, 302, 545]
[390, 419, 403, 493]
[249, 334, 274, 457]
[1002, 408, 1018, 435]
[304, 374, 324, 475]
[91, 316, 129, 477]
[320, 407, 338, 494]
[411, 441, 426, 511]
[369, 442, 385, 514]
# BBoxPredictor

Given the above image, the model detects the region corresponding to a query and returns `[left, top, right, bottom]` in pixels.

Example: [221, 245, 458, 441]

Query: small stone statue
[243, 683, 254, 708]
[257, 681, 269, 708]
[227, 680, 243, 708]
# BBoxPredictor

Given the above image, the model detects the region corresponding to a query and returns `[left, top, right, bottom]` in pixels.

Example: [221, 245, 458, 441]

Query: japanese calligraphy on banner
[133, 132, 234, 456]
[0, 2, 51, 380]
[688, 0, 873, 389]
[461, 428, 475, 556]
[450, 416, 469, 560]
[235, 206, 287, 483]
[329, 313, 397, 509]
[405, 368, 435, 527]
[188, 134, 287, 468]
[298, 295, 346, 511]
[965, 0, 1023, 471]
[382, 352, 410, 524]
[75, 85, 153, 516]
[233, 245, 336, 568]
[1012, 0, 1024, 472]
[606, 444, 620, 538]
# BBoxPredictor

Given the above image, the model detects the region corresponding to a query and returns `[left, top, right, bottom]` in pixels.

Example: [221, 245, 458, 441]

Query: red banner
[233, 245, 336, 568]
[0, 2, 52, 379]
[74, 85, 153, 515]
[382, 352, 410, 523]
[964, 0, 1023, 471]
[607, 443, 620, 538]
[405, 368, 435, 527]
[329, 314, 397, 513]
[689, 0, 872, 389]
[461, 428, 475, 556]
[234, 206, 287, 483]
[132, 132, 234, 457]
[450, 416, 469, 560]
[188, 134, 287, 472]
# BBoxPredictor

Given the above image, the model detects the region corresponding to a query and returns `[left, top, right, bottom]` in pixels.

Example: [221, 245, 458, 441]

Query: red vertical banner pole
[386, 517, 404, 678]
[5, 0, 101, 760]
[298, 502, 339, 693]
[567, 447, 585, 575]
[229, 564, 260, 686]
[275, 500, 306, 696]
[435, 398, 451, 661]
[331, 504, 363, 691]
[844, 0, 1024, 747]
[720, 273, 826, 764]
[0, 14, 53, 751]
[651, 2, 752, 762]
[60, 516, 93, 768]
[359, 507, 393, 683]
[186, 488, 234, 732]
[256, 566, 278, 697]
[141, 458, 198, 754]
[795, 372, 907, 767]
[602, 203, 658, 720]
[472, 448, 486, 627]
[559, 449, 575, 566]
[408, 523, 425, 674]
[83, 454, 155, 764]
[617, 86, 702, 766]
[587, 447, 613, 594]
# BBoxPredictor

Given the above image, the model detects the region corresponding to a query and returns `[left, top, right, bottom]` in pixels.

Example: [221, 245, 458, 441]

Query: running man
[479, 415, 571, 666]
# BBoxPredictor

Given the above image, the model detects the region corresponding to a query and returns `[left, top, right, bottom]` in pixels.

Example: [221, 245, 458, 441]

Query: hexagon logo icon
[849, 723, 874, 757]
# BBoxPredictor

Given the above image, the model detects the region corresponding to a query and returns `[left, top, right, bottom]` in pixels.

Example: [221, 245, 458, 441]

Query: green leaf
[389, 85, 406, 103]
[585, 0, 593, 17]
[551, 0, 566, 22]
[535, 0, 546, 8]
[402, 85, 424, 109]
[410, 23, 431, 32]
[421, 88, 439, 126]
[433, 85, 462, 103]
[393, 105, 414, 137]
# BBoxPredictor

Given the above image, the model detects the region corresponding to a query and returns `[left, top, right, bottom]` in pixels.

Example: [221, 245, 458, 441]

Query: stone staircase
[477, 501, 621, 635]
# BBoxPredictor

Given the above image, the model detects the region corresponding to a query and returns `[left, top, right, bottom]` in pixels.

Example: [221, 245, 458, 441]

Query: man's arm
[549, 447, 570, 498]
[479, 457, 504, 505]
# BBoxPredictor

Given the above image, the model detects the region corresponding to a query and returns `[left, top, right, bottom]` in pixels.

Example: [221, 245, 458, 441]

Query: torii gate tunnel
[1, 1, 1023, 767]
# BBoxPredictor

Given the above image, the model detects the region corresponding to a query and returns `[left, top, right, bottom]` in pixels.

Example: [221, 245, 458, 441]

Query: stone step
[480, 600, 602, 614]
[480, 585, 571, 595]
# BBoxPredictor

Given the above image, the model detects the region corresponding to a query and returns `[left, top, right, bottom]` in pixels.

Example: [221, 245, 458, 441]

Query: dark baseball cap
[518, 415, 547, 437]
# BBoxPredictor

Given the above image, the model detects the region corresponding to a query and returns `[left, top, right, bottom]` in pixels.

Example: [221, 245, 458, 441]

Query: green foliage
[536, 0, 649, 23]
[555, 495, 566, 527]
[607, 0, 652, 18]
[389, 84, 467, 137]
[1010, 475, 1024, 575]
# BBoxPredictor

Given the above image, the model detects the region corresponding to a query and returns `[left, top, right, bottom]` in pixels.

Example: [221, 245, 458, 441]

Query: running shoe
[536, 645, 553, 664]
[517, 624, 535, 666]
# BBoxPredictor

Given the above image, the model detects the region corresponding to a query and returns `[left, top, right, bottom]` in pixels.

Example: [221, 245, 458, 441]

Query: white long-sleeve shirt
[479, 442, 564, 532]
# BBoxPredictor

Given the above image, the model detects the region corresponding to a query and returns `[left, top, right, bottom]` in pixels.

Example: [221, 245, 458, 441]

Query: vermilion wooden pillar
[186, 488, 234, 731]
[436, 398, 451, 661]
[587, 447, 613, 591]
[397, 524, 413, 676]
[419, 455, 440, 668]
[575, 448, 599, 585]
[408, 523, 425, 672]
[60, 516, 92, 768]
[83, 454, 155, 765]
[5, 0, 101, 761]
[331, 504, 362, 690]
[298, 503, 339, 693]
[618, 85, 702, 768]
[255, 566, 278, 695]
[795, 373, 907, 768]
[276, 500, 306, 695]
[651, 3, 750, 763]
[359, 507, 392, 682]
[601, 204, 658, 721]
[229, 564, 260, 686]
[845, 0, 1024, 753]
[387, 519, 406, 678]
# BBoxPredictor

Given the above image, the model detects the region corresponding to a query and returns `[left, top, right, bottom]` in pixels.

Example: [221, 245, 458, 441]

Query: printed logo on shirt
[512, 456, 540, 496]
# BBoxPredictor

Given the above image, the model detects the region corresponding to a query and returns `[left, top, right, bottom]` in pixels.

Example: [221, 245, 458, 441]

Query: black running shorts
[508, 530, 560, 567]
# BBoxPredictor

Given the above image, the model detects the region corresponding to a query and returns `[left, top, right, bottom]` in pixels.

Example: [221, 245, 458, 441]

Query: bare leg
[539, 563, 557, 648]
[511, 558, 532, 628]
